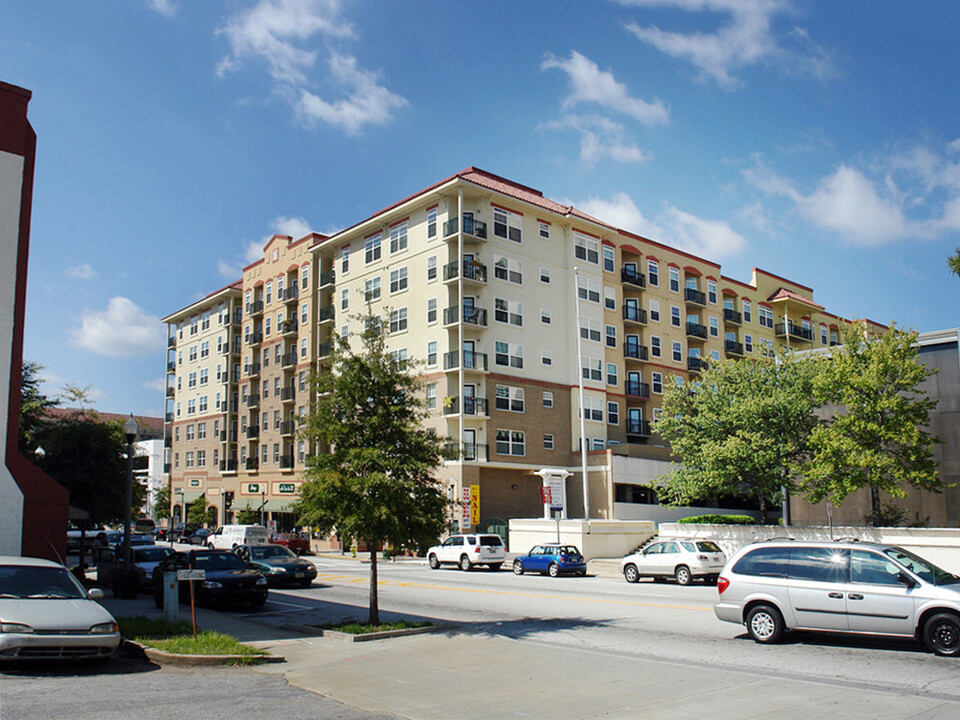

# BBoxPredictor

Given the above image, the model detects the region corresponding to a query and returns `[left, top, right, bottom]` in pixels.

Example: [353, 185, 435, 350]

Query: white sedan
[621, 539, 726, 585]
[0, 555, 120, 661]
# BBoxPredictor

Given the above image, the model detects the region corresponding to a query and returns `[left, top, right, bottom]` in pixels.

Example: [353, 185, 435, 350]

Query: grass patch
[116, 615, 268, 664]
[118, 615, 192, 638]
[317, 619, 433, 635]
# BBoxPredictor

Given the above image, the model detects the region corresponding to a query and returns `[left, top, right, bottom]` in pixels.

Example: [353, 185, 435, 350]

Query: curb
[124, 640, 285, 666]
[280, 622, 450, 643]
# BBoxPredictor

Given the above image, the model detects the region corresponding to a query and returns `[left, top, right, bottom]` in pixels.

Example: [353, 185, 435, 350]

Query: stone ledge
[125, 640, 285, 666]
[281, 622, 450, 642]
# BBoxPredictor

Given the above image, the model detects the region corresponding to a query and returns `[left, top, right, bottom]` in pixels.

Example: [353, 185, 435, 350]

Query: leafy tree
[655, 352, 821, 523]
[800, 323, 942, 526]
[295, 312, 448, 625]
[236, 507, 259, 525]
[153, 484, 170, 521]
[19, 361, 58, 455]
[949, 248, 960, 277]
[187, 494, 217, 526]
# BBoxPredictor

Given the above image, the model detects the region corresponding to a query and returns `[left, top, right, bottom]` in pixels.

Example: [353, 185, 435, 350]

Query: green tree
[18, 361, 57, 455]
[153, 484, 171, 521]
[800, 323, 942, 526]
[187, 494, 217, 526]
[655, 351, 822, 523]
[295, 313, 448, 625]
[948, 249, 960, 277]
[236, 507, 259, 525]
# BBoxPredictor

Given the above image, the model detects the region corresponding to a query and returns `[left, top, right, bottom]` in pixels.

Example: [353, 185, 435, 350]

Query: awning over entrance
[233, 499, 295, 512]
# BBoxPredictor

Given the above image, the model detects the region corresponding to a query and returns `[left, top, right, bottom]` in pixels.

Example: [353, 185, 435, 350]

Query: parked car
[513, 544, 586, 577]
[207, 524, 269, 550]
[0, 555, 120, 661]
[269, 532, 310, 555]
[152, 549, 268, 608]
[234, 544, 318, 587]
[715, 540, 960, 656]
[66, 524, 108, 557]
[168, 522, 200, 543]
[427, 534, 506, 571]
[92, 531, 154, 563]
[181, 528, 212, 545]
[96, 544, 174, 593]
[621, 539, 726, 585]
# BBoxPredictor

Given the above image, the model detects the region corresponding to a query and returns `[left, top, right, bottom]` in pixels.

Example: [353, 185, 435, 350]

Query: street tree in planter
[655, 351, 822, 523]
[295, 312, 448, 625]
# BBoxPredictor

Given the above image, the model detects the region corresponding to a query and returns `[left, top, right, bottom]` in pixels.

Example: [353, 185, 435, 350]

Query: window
[390, 267, 408, 294]
[300, 336, 308, 358]
[607, 362, 618, 386]
[582, 396, 603, 421]
[580, 317, 602, 342]
[427, 207, 437, 238]
[265, 281, 272, 305]
[577, 276, 600, 303]
[759, 306, 774, 328]
[707, 280, 717, 304]
[605, 325, 617, 348]
[427, 341, 437, 366]
[574, 233, 599, 264]
[647, 259, 659, 286]
[539, 267, 550, 284]
[273, 410, 281, 429]
[493, 207, 522, 242]
[495, 341, 523, 368]
[651, 371, 663, 394]
[603, 245, 615, 272]
[669, 266, 680, 292]
[670, 306, 681, 327]
[389, 307, 408, 334]
[340, 244, 350, 274]
[188, 372, 197, 388]
[264, 317, 271, 336]
[709, 316, 719, 337]
[607, 401, 620, 425]
[582, 357, 602, 382]
[364, 233, 381, 264]
[604, 287, 616, 311]
[189, 345, 198, 362]
[672, 341, 682, 362]
[427, 298, 437, 323]
[541, 350, 552, 365]
[427, 255, 437, 281]
[426, 383, 437, 409]
[744, 334, 753, 353]
[187, 398, 196, 415]
[496, 429, 525, 456]
[495, 385, 525, 412]
[649, 299, 660, 323]
[539, 221, 550, 239]
[199, 368, 208, 385]
[710, 349, 720, 362]
[185, 424, 195, 441]
[542, 391, 554, 408]
[190, 317, 198, 335]
[543, 434, 554, 450]
[742, 299, 752, 323]
[650, 335, 662, 358]
[364, 277, 381, 302]
[540, 308, 551, 325]
[301, 264, 309, 288]
[389, 221, 408, 253]
[301, 302, 309, 324]
[200, 341, 209, 358]
[494, 255, 523, 284]
[821, 324, 828, 345]
[185, 451, 194, 468]
[494, 298, 523, 326]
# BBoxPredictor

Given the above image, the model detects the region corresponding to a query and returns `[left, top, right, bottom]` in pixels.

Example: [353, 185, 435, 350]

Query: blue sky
[2, 0, 959, 417]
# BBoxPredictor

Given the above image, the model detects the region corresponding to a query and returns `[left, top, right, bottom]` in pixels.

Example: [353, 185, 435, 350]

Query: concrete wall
[509, 518, 656, 559]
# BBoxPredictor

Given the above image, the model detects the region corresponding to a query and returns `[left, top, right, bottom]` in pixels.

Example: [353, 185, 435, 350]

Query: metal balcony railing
[621, 267, 646, 288]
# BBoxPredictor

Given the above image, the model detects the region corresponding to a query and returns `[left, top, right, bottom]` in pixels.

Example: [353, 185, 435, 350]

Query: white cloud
[541, 51, 669, 125]
[543, 115, 652, 164]
[142, 378, 167, 393]
[620, 0, 833, 90]
[578, 192, 747, 259]
[217, 219, 312, 279]
[272, 215, 312, 239]
[217, 259, 241, 280]
[64, 263, 96, 281]
[70, 297, 165, 358]
[145, 0, 177, 18]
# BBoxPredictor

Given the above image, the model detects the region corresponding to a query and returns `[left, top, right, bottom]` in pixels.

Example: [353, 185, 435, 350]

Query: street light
[260, 486, 266, 527]
[173, 488, 183, 547]
[573, 267, 590, 521]
[122, 414, 138, 567]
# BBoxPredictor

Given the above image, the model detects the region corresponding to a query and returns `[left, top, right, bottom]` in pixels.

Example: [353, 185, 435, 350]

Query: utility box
[161, 571, 179, 623]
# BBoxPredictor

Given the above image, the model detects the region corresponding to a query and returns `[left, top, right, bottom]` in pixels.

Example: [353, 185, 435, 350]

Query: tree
[949, 248, 960, 277]
[153, 484, 170, 521]
[295, 313, 448, 625]
[187, 494, 217, 526]
[655, 351, 822, 523]
[236, 507, 259, 525]
[18, 361, 57, 455]
[800, 323, 942, 526]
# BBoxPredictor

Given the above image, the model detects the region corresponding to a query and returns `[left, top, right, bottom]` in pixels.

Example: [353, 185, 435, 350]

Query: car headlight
[307, 567, 317, 576]
[256, 577, 268, 586]
[202, 581, 223, 589]
[268, 567, 285, 574]
[90, 622, 118, 635]
[0, 622, 33, 634]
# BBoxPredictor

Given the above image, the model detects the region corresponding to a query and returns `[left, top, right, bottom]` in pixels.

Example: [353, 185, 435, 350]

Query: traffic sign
[177, 569, 206, 581]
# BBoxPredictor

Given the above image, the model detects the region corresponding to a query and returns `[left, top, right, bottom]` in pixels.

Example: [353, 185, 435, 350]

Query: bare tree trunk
[368, 543, 379, 626]
[758, 494, 767, 525]
[871, 487, 882, 527]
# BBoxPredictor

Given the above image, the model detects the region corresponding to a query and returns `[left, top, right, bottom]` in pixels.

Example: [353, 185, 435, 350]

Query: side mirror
[88, 588, 104, 599]
[897, 571, 917, 588]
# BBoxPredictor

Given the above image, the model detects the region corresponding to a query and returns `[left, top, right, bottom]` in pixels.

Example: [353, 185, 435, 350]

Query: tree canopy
[948, 248, 960, 277]
[18, 361, 57, 456]
[295, 313, 447, 624]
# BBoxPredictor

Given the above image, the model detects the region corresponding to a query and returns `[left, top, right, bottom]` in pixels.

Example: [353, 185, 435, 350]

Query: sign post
[177, 568, 205, 638]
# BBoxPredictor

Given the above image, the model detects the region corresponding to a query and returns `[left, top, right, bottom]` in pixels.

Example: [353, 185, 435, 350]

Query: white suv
[427, 534, 506, 571]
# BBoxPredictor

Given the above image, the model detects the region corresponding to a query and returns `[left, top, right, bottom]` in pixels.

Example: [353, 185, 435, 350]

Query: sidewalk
[99, 569, 960, 720]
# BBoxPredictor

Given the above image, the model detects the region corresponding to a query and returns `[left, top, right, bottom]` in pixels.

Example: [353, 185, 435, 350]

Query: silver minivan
[715, 540, 960, 656]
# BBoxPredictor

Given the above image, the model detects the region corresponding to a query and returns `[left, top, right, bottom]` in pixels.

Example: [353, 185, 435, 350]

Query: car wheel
[428, 554, 440, 570]
[459, 555, 472, 572]
[924, 613, 960, 656]
[746, 604, 784, 644]
[623, 564, 640, 583]
[513, 560, 524, 575]
[548, 563, 560, 578]
[300, 578, 312, 588]
[489, 563, 502, 572]
[251, 596, 267, 607]
[577, 569, 587, 577]
[675, 565, 692, 586]
[206, 542, 214, 549]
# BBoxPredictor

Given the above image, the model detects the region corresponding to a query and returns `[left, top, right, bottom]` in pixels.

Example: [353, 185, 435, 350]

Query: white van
[207, 524, 269, 550]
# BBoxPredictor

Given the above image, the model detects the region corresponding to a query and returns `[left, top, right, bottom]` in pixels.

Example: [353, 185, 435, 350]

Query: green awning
[233, 498, 295, 512]
[175, 490, 204, 504]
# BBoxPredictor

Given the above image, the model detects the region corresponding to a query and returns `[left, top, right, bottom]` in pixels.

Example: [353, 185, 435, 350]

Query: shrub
[677, 514, 755, 525]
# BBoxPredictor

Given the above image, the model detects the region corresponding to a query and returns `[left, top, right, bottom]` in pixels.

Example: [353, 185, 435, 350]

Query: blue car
[512, 544, 587, 577]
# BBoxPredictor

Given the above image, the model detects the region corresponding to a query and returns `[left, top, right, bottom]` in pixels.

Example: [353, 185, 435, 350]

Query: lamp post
[122, 414, 138, 566]
[173, 489, 183, 547]
[260, 486, 266, 527]
[573, 267, 590, 520]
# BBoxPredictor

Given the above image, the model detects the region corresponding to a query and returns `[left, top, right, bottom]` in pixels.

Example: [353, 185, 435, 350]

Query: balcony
[245, 426, 259, 439]
[621, 267, 646, 288]
[443, 350, 489, 372]
[687, 357, 709, 373]
[166, 361, 175, 374]
[279, 454, 295, 470]
[684, 288, 706, 307]
[231, 369, 242, 383]
[624, 342, 649, 363]
[245, 457, 259, 471]
[164, 412, 173, 424]
[282, 286, 299, 303]
[724, 340, 744, 356]
[245, 394, 260, 408]
[625, 380, 651, 400]
[319, 269, 335, 287]
[443, 305, 488, 328]
[318, 305, 335, 324]
[167, 336, 176, 349]
[218, 430, 228, 442]
[165, 387, 175, 398]
[247, 331, 263, 346]
[318, 341, 334, 358]
[443, 259, 487, 285]
[220, 459, 238, 473]
[163, 463, 171, 474]
[280, 420, 297, 436]
[280, 386, 296, 403]
[246, 300, 263, 317]
[280, 319, 298, 336]
[775, 322, 813, 342]
[244, 362, 261, 377]
[443, 441, 489, 462]
[163, 436, 172, 448]
[622, 305, 647, 325]
[723, 308, 742, 325]
[686, 322, 708, 340]
[443, 396, 489, 417]
[443, 215, 488, 242]
[625, 419, 652, 438]
[281, 352, 297, 368]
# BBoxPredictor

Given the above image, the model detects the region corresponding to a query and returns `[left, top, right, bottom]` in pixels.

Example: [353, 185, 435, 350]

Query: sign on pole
[461, 487, 471, 529]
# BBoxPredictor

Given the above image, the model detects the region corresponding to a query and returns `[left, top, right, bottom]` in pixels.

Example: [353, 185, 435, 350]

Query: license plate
[294, 572, 304, 578]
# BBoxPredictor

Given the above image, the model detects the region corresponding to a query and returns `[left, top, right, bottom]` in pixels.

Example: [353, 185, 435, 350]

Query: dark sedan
[97, 544, 174, 593]
[152, 549, 268, 608]
[512, 544, 587, 577]
[234, 544, 317, 587]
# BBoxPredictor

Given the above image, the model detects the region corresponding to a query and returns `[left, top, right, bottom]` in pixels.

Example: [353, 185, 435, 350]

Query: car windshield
[192, 553, 248, 571]
[251, 546, 296, 560]
[0, 565, 88, 599]
[134, 547, 173, 563]
[479, 535, 503, 546]
[884, 547, 960, 586]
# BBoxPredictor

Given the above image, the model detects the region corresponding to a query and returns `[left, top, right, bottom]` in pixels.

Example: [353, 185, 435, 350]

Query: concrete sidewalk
[99, 570, 960, 720]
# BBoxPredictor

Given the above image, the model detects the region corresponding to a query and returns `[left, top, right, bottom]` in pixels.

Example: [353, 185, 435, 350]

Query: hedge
[677, 514, 755, 525]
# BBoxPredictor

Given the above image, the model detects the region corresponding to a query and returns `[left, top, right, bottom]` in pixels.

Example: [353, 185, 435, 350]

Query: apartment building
[164, 167, 874, 534]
